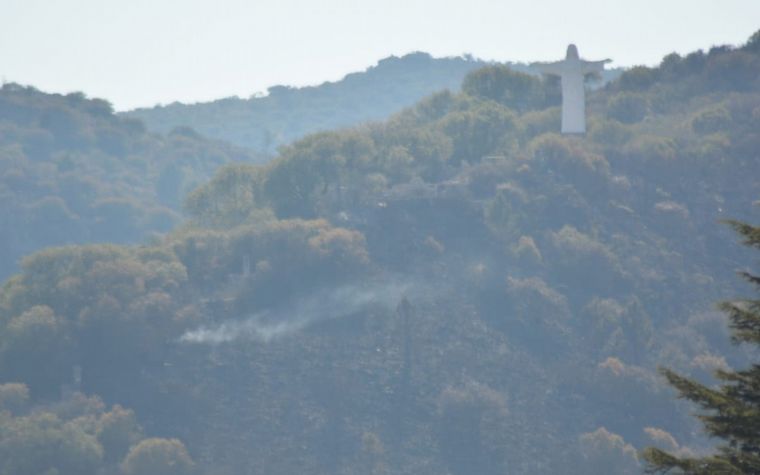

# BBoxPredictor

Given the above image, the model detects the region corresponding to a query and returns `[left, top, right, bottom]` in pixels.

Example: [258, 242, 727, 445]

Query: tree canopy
[643, 221, 760, 474]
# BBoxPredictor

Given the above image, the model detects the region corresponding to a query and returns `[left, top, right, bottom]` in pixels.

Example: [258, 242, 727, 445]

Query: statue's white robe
[533, 57, 610, 134]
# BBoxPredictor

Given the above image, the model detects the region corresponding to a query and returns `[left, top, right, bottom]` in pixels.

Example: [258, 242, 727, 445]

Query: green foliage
[0, 244, 189, 398]
[521, 107, 562, 139]
[462, 65, 551, 112]
[0, 412, 103, 475]
[410, 90, 460, 124]
[0, 28, 759, 475]
[706, 51, 760, 91]
[184, 163, 271, 228]
[485, 182, 529, 240]
[622, 134, 677, 163]
[529, 133, 609, 175]
[643, 222, 760, 474]
[0, 305, 74, 396]
[588, 118, 633, 146]
[262, 130, 369, 217]
[381, 124, 453, 180]
[125, 53, 618, 155]
[577, 428, 641, 475]
[745, 29, 760, 53]
[438, 101, 518, 163]
[607, 92, 650, 123]
[125, 53, 491, 154]
[121, 438, 194, 475]
[617, 66, 659, 92]
[0, 393, 178, 475]
[691, 106, 732, 135]
[0, 382, 29, 414]
[0, 83, 260, 280]
[176, 218, 370, 312]
[96, 405, 143, 464]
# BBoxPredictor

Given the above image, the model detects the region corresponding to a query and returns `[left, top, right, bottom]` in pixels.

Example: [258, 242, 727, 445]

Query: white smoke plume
[180, 279, 414, 344]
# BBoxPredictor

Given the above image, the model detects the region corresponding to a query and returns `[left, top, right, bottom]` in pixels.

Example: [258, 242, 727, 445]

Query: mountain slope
[124, 52, 620, 155]
[1, 32, 759, 475]
[0, 84, 261, 280]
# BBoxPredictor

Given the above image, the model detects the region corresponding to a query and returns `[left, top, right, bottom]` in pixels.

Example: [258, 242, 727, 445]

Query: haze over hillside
[1, 30, 759, 475]
[124, 52, 621, 154]
[0, 84, 261, 280]
[0, 53, 619, 281]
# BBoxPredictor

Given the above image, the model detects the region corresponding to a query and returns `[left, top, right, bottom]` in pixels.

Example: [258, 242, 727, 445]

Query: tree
[577, 427, 640, 475]
[607, 92, 650, 124]
[0, 412, 103, 475]
[97, 405, 143, 464]
[0, 305, 74, 397]
[0, 382, 29, 414]
[438, 102, 517, 164]
[462, 65, 548, 112]
[642, 221, 760, 474]
[121, 438, 194, 475]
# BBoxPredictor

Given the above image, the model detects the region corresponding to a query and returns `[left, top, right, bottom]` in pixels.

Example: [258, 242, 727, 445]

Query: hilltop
[124, 52, 621, 154]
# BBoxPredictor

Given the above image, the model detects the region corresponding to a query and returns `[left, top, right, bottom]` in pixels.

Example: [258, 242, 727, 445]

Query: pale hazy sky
[1, 0, 758, 111]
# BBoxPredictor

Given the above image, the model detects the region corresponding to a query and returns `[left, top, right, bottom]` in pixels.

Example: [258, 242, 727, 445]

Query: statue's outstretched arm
[581, 59, 612, 73]
[531, 61, 565, 75]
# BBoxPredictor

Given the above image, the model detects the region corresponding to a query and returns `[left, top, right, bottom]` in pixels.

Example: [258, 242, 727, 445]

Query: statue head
[566, 44, 579, 60]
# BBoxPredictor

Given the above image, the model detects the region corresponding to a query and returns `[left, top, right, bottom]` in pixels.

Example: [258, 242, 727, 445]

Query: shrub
[690, 106, 732, 135]
[607, 92, 649, 124]
[121, 438, 194, 475]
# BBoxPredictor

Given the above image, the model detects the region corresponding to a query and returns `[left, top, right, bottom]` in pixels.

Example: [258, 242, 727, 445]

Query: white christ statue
[532, 44, 611, 134]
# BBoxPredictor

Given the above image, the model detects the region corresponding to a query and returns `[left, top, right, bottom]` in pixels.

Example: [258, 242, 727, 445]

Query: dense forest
[1, 31, 759, 474]
[0, 86, 261, 280]
[124, 52, 621, 154]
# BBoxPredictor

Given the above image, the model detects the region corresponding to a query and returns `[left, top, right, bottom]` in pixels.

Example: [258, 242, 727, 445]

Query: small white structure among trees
[533, 44, 611, 134]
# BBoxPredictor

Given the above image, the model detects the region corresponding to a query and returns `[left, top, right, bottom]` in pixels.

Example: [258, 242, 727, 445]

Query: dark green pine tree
[643, 221, 760, 474]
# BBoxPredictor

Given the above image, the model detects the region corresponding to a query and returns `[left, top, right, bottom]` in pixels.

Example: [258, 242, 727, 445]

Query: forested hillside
[124, 52, 620, 155]
[1, 32, 760, 475]
[0, 85, 260, 280]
